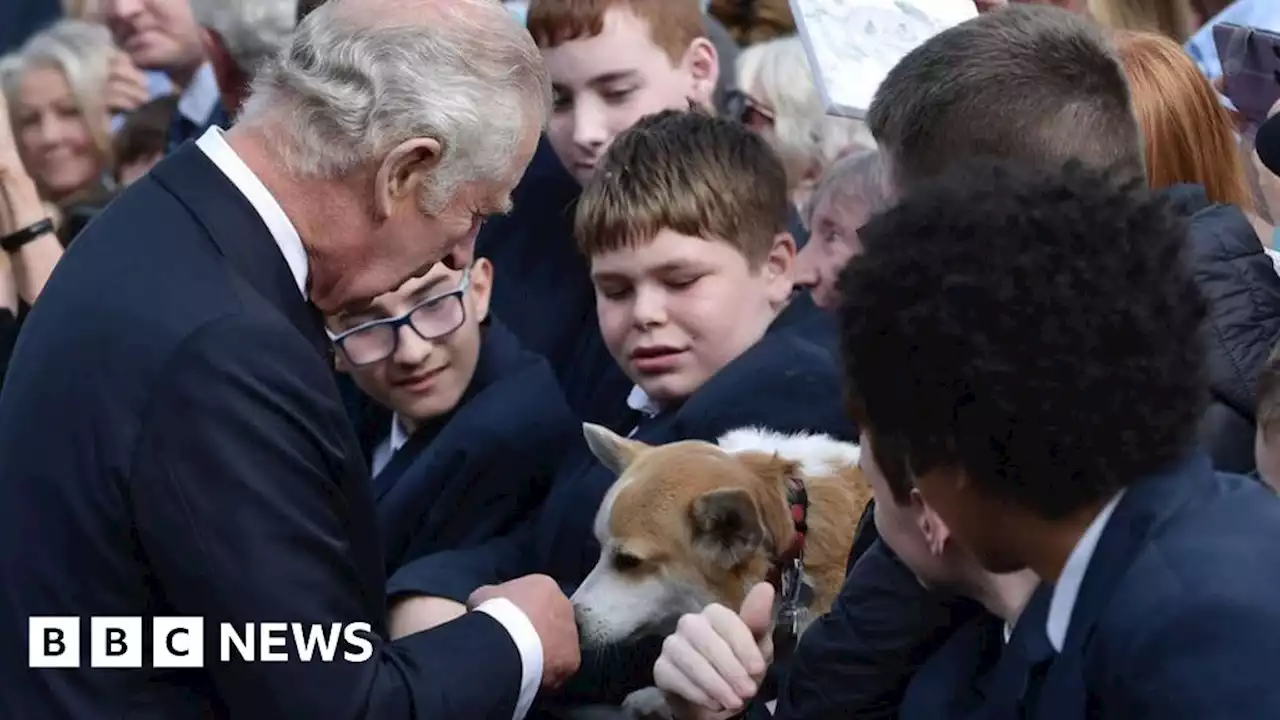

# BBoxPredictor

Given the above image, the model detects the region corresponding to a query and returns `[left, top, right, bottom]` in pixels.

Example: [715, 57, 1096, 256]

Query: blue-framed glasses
[329, 268, 471, 366]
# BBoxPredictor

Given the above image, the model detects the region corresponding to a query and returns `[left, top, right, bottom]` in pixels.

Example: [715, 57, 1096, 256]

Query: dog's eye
[612, 552, 643, 572]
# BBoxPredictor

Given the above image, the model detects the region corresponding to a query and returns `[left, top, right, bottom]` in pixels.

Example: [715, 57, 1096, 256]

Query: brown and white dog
[570, 422, 872, 663]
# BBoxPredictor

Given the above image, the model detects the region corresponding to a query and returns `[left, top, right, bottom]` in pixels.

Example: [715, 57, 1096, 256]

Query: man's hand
[104, 52, 150, 115]
[470, 574, 581, 689]
[652, 583, 775, 720]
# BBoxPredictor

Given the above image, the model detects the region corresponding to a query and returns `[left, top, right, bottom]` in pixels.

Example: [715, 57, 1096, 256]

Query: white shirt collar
[624, 386, 661, 438]
[388, 414, 411, 452]
[626, 385, 661, 418]
[1045, 489, 1127, 651]
[177, 63, 222, 127]
[370, 415, 413, 477]
[194, 126, 309, 296]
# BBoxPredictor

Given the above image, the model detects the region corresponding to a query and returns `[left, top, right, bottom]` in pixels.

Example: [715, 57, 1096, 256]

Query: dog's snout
[573, 604, 590, 634]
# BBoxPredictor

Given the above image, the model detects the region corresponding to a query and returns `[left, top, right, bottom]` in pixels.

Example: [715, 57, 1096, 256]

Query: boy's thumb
[739, 582, 775, 640]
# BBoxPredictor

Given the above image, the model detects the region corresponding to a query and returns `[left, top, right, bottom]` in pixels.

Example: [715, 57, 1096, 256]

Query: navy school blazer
[1025, 452, 1280, 720]
[897, 588, 1052, 720]
[386, 298, 855, 706]
[372, 319, 579, 574]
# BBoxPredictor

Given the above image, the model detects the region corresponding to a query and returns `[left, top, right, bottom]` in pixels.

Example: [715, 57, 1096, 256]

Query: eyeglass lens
[340, 293, 466, 365]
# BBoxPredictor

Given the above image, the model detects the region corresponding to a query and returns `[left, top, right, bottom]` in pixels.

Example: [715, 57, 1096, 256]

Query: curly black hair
[837, 159, 1208, 520]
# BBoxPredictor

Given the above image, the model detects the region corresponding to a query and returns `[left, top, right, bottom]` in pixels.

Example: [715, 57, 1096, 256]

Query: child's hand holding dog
[652, 582, 775, 719]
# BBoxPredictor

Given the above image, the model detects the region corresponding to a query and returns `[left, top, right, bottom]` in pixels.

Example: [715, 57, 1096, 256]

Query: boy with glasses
[326, 258, 579, 613]
[385, 109, 853, 714]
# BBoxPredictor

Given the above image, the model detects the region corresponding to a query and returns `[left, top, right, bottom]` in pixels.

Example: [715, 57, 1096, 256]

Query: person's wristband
[1, 217, 54, 253]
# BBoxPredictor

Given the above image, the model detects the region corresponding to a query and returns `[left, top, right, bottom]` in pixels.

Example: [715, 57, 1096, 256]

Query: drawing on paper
[790, 0, 977, 119]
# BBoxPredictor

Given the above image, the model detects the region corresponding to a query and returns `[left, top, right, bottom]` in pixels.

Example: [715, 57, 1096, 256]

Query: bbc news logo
[29, 617, 374, 668]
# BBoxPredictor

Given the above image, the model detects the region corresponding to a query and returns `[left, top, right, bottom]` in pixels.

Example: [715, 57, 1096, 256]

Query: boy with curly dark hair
[652, 7, 1280, 719]
[840, 158, 1280, 717]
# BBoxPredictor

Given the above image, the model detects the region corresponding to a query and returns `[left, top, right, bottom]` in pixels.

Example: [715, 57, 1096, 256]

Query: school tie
[978, 587, 1057, 718]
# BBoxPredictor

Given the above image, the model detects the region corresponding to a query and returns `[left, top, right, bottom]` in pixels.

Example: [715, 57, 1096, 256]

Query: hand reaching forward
[653, 582, 776, 720]
[470, 574, 581, 689]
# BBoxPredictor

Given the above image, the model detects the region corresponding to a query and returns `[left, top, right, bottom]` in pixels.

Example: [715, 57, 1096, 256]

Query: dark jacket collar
[1058, 450, 1215, 653]
[372, 319, 531, 494]
[149, 142, 329, 360]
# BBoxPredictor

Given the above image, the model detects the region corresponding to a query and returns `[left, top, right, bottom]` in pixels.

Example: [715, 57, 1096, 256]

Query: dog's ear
[689, 488, 765, 568]
[583, 422, 647, 476]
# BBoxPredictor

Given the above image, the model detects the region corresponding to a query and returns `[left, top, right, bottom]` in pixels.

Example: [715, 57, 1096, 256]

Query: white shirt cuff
[475, 598, 543, 720]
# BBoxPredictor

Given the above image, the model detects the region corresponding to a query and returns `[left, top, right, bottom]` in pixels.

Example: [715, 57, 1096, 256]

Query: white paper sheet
[789, 0, 978, 119]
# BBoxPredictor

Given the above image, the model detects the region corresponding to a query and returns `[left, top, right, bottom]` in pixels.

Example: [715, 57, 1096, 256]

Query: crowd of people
[2, 0, 1280, 718]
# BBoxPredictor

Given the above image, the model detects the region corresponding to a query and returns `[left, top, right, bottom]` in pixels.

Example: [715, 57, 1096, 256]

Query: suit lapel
[975, 586, 1055, 716]
[1060, 452, 1213, 653]
[150, 143, 331, 362]
[1031, 452, 1214, 719]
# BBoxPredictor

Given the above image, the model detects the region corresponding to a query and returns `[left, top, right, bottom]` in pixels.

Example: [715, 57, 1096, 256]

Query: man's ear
[690, 488, 765, 567]
[682, 37, 719, 111]
[763, 231, 797, 306]
[911, 489, 951, 556]
[374, 137, 443, 221]
[583, 423, 649, 476]
[470, 257, 495, 323]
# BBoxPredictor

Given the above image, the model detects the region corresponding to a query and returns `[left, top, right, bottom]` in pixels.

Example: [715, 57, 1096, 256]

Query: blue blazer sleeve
[387, 519, 535, 603]
[1112, 595, 1280, 718]
[380, 362, 578, 568]
[128, 314, 524, 719]
[771, 540, 980, 720]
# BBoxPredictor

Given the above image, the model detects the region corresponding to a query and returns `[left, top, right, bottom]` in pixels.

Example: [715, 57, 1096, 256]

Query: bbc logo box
[29, 616, 204, 669]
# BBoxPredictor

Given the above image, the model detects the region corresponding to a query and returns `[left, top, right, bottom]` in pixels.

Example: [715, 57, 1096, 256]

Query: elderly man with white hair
[190, 0, 297, 115]
[0, 0, 578, 718]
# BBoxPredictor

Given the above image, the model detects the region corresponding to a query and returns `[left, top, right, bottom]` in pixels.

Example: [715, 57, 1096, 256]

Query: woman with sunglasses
[326, 257, 579, 636]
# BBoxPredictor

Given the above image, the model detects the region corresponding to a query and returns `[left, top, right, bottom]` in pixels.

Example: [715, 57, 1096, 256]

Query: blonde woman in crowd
[0, 88, 67, 378]
[731, 36, 873, 217]
[1, 20, 140, 229]
[1114, 30, 1273, 243]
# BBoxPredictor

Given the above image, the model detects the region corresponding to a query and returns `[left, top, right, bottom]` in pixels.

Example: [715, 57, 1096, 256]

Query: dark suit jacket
[898, 588, 1053, 720]
[0, 145, 526, 719]
[388, 302, 855, 706]
[0, 0, 58, 54]
[1028, 452, 1280, 719]
[375, 319, 579, 573]
[755, 539, 979, 720]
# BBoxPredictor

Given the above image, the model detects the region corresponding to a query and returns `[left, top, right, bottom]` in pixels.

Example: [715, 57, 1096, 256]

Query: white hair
[803, 149, 892, 226]
[747, 36, 874, 174]
[237, 0, 551, 211]
[1, 19, 117, 158]
[190, 0, 297, 77]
